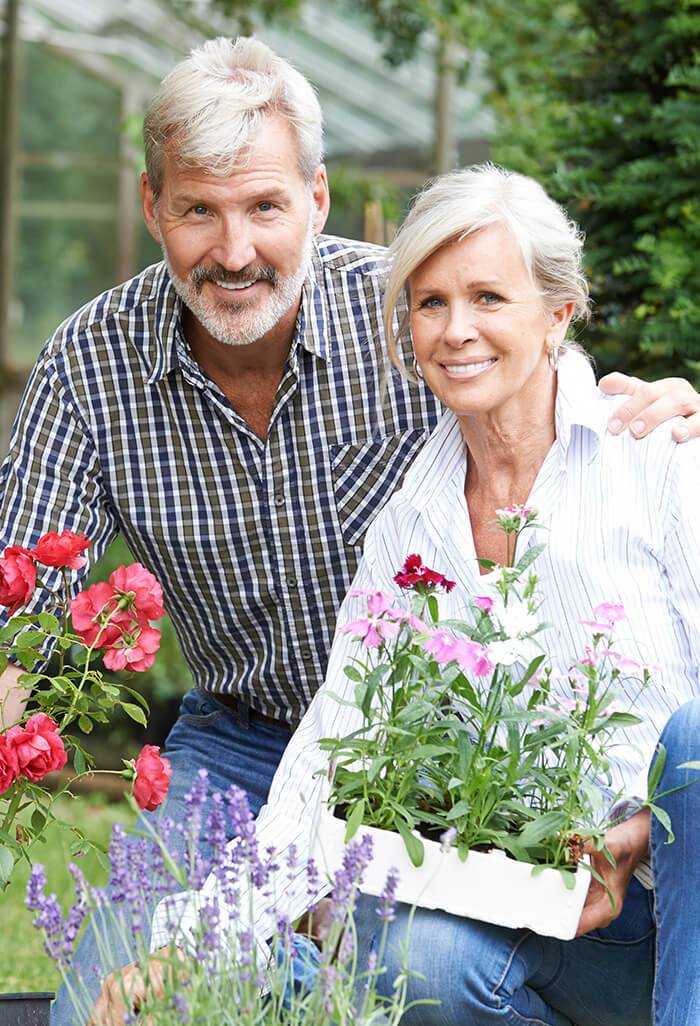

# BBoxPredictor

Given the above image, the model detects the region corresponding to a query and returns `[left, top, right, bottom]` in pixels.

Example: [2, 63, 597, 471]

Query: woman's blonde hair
[384, 164, 590, 376]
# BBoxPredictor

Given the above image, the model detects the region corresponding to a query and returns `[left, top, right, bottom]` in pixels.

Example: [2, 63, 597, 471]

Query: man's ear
[310, 164, 330, 235]
[141, 172, 162, 244]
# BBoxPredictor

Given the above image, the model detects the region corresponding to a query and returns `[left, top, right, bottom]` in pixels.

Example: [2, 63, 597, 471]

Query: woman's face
[409, 222, 570, 423]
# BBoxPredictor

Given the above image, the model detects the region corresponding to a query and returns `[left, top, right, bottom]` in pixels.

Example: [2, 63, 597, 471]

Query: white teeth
[215, 280, 255, 290]
[443, 359, 496, 376]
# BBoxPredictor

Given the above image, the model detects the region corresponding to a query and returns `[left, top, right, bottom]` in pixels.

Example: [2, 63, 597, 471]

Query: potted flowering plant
[27, 772, 417, 1026]
[315, 508, 663, 940]
[0, 530, 170, 891]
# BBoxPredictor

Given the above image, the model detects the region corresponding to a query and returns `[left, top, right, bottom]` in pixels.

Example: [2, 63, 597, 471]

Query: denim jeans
[372, 698, 700, 1026]
[51, 688, 293, 1026]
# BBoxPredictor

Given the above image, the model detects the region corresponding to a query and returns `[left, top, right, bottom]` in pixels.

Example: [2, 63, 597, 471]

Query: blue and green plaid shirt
[0, 236, 441, 723]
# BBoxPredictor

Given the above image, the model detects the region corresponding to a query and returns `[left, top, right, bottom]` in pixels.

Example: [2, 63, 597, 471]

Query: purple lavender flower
[206, 792, 227, 870]
[329, 834, 374, 924]
[184, 769, 211, 888]
[25, 864, 66, 965]
[194, 897, 220, 966]
[172, 993, 188, 1023]
[60, 864, 91, 964]
[376, 866, 399, 922]
[108, 823, 129, 904]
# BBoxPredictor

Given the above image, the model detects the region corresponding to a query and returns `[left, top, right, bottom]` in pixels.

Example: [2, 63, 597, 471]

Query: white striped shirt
[152, 350, 700, 947]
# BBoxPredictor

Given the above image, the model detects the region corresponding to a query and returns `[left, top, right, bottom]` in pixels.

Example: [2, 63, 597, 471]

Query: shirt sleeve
[0, 346, 118, 662]
[150, 517, 402, 952]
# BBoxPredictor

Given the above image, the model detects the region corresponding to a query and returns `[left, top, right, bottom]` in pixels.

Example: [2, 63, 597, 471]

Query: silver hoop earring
[412, 357, 424, 380]
[548, 344, 560, 372]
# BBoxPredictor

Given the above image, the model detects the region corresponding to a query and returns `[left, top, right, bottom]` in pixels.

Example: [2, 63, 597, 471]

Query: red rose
[0, 545, 37, 615]
[31, 530, 91, 570]
[109, 564, 164, 623]
[103, 625, 161, 674]
[70, 582, 128, 648]
[132, 745, 172, 811]
[5, 713, 67, 782]
[0, 735, 19, 795]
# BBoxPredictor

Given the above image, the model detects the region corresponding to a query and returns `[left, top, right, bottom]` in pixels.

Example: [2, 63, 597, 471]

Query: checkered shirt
[0, 236, 441, 723]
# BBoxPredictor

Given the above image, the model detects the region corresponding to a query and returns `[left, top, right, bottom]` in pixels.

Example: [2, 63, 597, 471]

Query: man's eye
[190, 204, 209, 216]
[257, 201, 276, 213]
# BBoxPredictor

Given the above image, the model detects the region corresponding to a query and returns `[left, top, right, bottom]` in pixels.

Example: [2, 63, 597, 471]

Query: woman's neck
[461, 377, 557, 509]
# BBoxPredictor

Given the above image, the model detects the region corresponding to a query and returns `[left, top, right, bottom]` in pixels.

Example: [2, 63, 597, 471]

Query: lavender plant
[27, 771, 422, 1025]
[321, 507, 662, 876]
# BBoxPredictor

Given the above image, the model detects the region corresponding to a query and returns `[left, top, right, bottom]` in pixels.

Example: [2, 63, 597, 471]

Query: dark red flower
[393, 554, 456, 594]
[0, 546, 37, 615]
[31, 530, 91, 570]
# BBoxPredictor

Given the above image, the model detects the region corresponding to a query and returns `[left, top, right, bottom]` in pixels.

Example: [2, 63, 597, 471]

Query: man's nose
[210, 219, 257, 271]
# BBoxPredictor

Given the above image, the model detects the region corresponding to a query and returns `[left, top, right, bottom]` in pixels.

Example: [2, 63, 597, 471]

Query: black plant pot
[0, 993, 54, 1026]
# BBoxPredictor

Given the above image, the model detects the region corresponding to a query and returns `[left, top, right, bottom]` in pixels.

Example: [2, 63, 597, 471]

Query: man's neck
[183, 299, 300, 381]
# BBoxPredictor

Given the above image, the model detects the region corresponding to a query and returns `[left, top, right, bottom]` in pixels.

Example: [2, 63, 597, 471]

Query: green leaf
[37, 613, 60, 633]
[396, 819, 425, 867]
[343, 664, 363, 684]
[31, 809, 47, 835]
[516, 543, 546, 572]
[650, 803, 675, 845]
[344, 799, 366, 843]
[0, 846, 14, 888]
[518, 810, 567, 847]
[78, 715, 93, 733]
[122, 702, 148, 727]
[73, 748, 87, 776]
[647, 742, 666, 798]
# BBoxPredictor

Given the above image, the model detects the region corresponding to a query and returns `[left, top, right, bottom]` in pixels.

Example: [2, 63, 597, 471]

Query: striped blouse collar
[402, 349, 608, 516]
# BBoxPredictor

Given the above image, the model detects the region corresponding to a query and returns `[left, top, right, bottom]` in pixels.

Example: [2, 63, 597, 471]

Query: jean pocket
[175, 689, 226, 728]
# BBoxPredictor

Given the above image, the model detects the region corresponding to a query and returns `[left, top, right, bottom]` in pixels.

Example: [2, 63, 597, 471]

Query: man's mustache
[189, 263, 277, 289]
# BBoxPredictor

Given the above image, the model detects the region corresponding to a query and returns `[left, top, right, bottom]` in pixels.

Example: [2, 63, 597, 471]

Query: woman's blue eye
[480, 292, 501, 304]
[419, 296, 445, 309]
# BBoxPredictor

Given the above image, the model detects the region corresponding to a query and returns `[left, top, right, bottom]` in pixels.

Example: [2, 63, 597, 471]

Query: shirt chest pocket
[329, 429, 428, 548]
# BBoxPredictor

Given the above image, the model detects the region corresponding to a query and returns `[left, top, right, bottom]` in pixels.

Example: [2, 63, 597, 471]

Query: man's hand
[87, 946, 184, 1026]
[576, 808, 650, 937]
[600, 372, 700, 442]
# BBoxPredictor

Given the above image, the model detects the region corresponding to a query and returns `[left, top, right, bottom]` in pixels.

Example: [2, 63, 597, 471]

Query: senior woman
[118, 166, 699, 1026]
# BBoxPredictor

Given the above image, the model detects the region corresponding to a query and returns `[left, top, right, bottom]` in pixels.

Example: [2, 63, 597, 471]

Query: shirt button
[287, 577, 297, 589]
[274, 494, 285, 507]
[301, 649, 312, 661]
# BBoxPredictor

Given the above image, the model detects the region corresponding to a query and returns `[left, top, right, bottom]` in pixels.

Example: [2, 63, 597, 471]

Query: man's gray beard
[164, 219, 314, 347]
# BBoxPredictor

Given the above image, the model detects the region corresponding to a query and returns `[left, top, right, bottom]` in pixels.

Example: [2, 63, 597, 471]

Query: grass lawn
[1, 794, 136, 994]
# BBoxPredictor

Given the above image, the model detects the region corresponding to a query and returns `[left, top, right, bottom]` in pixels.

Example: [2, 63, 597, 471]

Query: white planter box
[312, 806, 590, 941]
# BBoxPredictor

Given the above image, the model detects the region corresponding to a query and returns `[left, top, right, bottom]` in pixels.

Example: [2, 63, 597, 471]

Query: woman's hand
[87, 945, 184, 1026]
[575, 808, 650, 937]
[600, 372, 700, 442]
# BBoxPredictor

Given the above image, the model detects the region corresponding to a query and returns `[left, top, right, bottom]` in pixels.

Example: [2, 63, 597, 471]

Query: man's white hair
[384, 163, 591, 375]
[144, 36, 324, 195]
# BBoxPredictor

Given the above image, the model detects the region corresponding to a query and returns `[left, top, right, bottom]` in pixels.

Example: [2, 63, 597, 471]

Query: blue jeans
[52, 688, 293, 1026]
[372, 698, 700, 1026]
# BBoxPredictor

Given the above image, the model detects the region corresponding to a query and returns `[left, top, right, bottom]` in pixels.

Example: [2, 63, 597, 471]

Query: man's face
[141, 115, 329, 347]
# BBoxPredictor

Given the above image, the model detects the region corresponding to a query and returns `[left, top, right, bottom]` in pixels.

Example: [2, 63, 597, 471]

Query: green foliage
[337, 0, 700, 379]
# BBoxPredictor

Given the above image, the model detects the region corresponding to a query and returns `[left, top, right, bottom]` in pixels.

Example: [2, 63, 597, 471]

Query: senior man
[1, 36, 699, 1025]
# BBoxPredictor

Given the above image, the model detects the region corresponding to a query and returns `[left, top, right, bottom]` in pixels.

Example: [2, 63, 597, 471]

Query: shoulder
[41, 263, 167, 365]
[314, 234, 388, 281]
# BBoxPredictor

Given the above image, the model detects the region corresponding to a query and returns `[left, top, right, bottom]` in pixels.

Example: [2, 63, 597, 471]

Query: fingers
[601, 373, 700, 441]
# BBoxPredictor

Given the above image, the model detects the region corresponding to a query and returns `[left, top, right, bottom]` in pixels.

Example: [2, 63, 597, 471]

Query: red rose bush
[0, 529, 168, 888]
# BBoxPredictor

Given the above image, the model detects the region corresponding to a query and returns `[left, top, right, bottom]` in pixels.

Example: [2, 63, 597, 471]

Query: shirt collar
[145, 243, 329, 386]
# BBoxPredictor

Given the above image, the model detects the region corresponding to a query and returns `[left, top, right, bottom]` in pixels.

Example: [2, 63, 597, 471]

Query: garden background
[0, 0, 698, 994]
